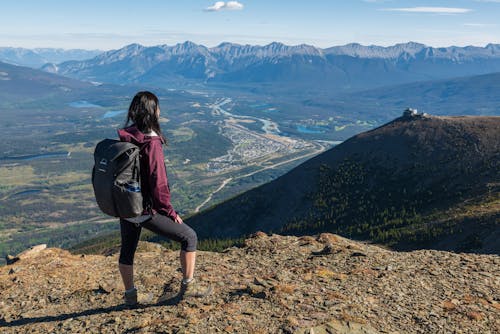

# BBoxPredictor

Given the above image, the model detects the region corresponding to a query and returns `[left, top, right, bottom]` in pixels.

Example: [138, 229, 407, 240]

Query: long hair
[124, 91, 166, 143]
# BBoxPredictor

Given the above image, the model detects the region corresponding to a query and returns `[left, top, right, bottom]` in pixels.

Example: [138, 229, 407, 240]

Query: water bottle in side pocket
[125, 181, 141, 193]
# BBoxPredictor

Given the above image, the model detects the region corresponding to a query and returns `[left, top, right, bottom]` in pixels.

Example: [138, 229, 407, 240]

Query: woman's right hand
[174, 215, 184, 224]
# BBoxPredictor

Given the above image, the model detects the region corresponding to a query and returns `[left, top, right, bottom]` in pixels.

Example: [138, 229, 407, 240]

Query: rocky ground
[0, 233, 499, 333]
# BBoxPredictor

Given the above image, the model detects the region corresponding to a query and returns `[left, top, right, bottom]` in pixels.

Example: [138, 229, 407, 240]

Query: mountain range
[186, 114, 500, 253]
[44, 42, 500, 92]
[2, 56, 498, 125]
[0, 61, 92, 101]
[0, 47, 102, 68]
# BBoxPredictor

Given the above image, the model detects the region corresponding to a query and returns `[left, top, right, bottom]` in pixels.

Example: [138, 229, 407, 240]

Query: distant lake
[296, 125, 326, 134]
[69, 100, 103, 108]
[0, 152, 69, 161]
[102, 110, 127, 119]
[69, 101, 126, 119]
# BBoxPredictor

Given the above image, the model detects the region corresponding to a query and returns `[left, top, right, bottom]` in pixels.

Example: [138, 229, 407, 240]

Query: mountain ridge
[45, 41, 500, 91]
[186, 114, 500, 253]
[0, 61, 92, 100]
[0, 47, 102, 68]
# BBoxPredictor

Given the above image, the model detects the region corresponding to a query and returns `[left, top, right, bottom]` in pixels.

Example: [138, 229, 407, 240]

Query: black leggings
[119, 214, 197, 265]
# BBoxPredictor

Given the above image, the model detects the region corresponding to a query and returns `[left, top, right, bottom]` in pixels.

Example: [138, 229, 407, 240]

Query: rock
[467, 311, 484, 321]
[17, 244, 47, 260]
[98, 281, 116, 294]
[315, 268, 347, 281]
[251, 231, 268, 239]
[351, 252, 367, 257]
[442, 301, 456, 311]
[316, 233, 343, 245]
[5, 255, 19, 265]
[247, 283, 267, 298]
[253, 277, 276, 288]
[295, 319, 381, 334]
[311, 244, 340, 257]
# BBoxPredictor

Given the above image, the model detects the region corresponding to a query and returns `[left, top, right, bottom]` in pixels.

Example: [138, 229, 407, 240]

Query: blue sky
[1, 0, 499, 50]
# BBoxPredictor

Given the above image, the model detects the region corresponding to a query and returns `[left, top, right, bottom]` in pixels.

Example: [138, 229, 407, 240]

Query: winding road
[193, 97, 331, 213]
[194, 177, 233, 213]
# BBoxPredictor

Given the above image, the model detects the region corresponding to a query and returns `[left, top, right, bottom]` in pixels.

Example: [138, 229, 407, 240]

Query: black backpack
[92, 139, 144, 218]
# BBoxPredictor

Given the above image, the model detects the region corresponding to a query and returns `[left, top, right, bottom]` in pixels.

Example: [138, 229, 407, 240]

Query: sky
[1, 0, 499, 50]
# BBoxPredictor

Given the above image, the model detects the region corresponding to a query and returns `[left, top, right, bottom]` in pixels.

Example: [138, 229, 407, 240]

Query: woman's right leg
[119, 219, 142, 290]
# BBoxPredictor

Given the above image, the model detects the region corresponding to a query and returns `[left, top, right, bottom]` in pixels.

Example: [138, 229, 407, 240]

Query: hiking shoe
[179, 279, 212, 298]
[124, 287, 137, 307]
[157, 280, 180, 304]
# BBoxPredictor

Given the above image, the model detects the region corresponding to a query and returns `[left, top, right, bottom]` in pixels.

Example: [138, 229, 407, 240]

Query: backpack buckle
[100, 158, 108, 166]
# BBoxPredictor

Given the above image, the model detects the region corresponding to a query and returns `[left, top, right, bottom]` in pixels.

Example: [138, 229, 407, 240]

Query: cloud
[382, 7, 472, 14]
[206, 1, 225, 11]
[205, 1, 244, 12]
[464, 23, 498, 28]
[225, 1, 244, 10]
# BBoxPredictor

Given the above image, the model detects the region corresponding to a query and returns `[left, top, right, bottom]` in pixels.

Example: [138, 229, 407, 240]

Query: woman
[117, 91, 210, 306]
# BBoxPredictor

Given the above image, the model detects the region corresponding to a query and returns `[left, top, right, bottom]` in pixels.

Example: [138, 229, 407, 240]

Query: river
[210, 98, 281, 135]
[0, 152, 70, 161]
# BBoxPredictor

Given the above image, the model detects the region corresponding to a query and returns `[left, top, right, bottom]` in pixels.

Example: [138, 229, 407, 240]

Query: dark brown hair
[124, 91, 166, 143]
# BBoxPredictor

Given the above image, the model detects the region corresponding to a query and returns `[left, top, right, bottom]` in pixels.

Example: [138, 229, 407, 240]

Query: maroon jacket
[117, 125, 177, 220]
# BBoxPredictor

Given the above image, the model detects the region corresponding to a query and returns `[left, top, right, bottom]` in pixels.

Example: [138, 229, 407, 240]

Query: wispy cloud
[464, 23, 498, 28]
[382, 7, 472, 14]
[205, 1, 244, 12]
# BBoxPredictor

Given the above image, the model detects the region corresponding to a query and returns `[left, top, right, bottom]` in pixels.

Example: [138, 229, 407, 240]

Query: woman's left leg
[180, 250, 196, 280]
[141, 214, 198, 280]
[144, 214, 211, 298]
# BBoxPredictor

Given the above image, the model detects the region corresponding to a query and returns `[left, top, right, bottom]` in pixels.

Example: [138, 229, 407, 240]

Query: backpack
[91, 139, 144, 218]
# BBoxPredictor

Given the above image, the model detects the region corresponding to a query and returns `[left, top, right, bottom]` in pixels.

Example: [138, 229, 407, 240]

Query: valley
[0, 85, 335, 264]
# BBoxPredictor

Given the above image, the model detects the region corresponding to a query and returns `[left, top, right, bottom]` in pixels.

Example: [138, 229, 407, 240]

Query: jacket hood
[117, 125, 164, 145]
